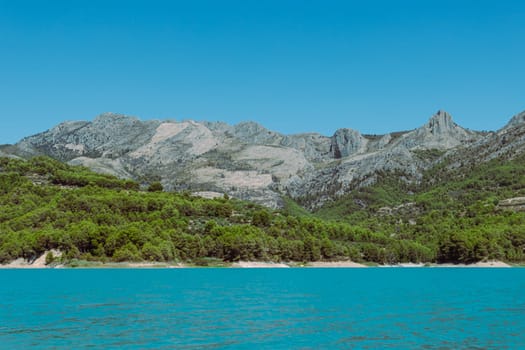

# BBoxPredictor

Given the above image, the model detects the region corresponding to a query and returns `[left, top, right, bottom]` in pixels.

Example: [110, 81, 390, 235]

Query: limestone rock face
[397, 110, 479, 150]
[12, 109, 512, 208]
[501, 110, 525, 131]
[330, 128, 367, 158]
[441, 109, 525, 170]
[16, 113, 160, 160]
[498, 197, 525, 211]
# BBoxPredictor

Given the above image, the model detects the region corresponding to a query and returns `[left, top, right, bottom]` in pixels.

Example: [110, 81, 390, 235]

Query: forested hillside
[315, 153, 525, 263]
[1, 156, 525, 265]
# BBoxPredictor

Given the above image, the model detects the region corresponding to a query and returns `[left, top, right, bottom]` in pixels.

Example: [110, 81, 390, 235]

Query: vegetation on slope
[314, 153, 525, 263]
[1, 153, 525, 265]
[0, 156, 434, 265]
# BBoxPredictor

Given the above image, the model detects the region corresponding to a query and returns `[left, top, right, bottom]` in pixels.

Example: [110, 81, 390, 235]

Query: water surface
[1, 268, 524, 349]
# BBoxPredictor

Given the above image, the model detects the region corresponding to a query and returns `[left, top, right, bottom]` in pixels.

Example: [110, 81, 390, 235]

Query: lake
[0, 268, 524, 349]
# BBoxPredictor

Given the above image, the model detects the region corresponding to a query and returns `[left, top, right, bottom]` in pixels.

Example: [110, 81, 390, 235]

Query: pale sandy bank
[231, 261, 290, 268]
[434, 260, 511, 268]
[0, 258, 35, 269]
[306, 261, 368, 268]
[0, 250, 63, 269]
[0, 257, 515, 269]
[122, 262, 184, 268]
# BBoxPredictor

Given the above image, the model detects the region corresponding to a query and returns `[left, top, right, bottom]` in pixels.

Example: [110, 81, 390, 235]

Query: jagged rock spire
[426, 110, 455, 134]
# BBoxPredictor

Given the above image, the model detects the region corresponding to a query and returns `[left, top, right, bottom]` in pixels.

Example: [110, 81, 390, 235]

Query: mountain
[4, 110, 525, 266]
[9, 109, 515, 209]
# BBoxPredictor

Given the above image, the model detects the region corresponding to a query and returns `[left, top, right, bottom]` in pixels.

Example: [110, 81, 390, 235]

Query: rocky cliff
[12, 109, 515, 208]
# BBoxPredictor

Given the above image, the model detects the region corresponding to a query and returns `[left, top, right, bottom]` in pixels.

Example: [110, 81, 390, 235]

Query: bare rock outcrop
[330, 128, 367, 158]
[498, 197, 525, 211]
[10, 109, 508, 208]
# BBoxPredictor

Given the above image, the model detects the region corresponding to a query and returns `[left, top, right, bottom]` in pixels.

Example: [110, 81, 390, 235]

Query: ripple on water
[0, 269, 525, 349]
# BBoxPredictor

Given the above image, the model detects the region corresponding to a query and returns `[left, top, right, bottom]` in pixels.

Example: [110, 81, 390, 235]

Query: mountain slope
[9, 110, 499, 208]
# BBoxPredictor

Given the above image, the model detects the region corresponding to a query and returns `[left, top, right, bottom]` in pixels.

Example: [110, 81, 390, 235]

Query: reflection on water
[0, 269, 524, 349]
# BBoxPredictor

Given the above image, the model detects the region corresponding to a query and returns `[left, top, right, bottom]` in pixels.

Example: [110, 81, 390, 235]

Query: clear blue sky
[1, 0, 524, 143]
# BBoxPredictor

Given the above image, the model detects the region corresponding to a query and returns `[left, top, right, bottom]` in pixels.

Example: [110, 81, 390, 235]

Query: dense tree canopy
[0, 155, 524, 265]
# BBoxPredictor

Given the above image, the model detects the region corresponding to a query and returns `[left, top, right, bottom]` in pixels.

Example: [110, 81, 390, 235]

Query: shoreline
[0, 251, 515, 269]
[0, 258, 516, 269]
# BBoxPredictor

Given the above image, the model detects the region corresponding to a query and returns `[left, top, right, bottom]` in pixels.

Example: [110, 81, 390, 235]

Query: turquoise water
[0, 269, 524, 349]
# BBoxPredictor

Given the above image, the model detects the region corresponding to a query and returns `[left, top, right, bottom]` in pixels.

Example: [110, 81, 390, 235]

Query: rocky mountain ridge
[8, 109, 523, 208]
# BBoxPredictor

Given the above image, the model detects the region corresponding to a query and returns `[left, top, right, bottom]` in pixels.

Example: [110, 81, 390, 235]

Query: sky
[1, 0, 524, 143]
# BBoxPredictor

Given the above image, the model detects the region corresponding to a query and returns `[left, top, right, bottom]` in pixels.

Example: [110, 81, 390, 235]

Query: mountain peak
[398, 110, 479, 150]
[428, 110, 453, 126]
[94, 112, 125, 120]
[424, 110, 457, 135]
[93, 112, 138, 124]
[502, 110, 525, 131]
